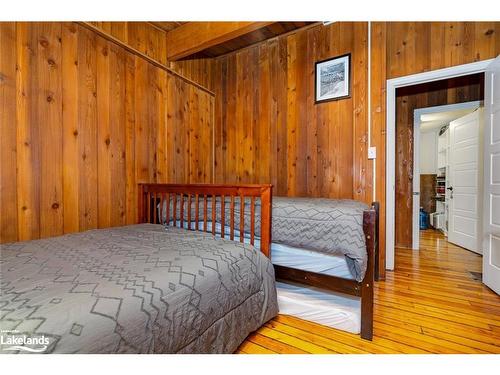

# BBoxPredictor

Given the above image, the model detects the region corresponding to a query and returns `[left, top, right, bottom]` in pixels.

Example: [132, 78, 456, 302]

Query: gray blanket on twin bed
[0, 224, 278, 354]
[161, 197, 369, 281]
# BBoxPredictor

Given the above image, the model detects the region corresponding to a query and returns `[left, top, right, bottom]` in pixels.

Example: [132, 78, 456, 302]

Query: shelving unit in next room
[433, 125, 449, 235]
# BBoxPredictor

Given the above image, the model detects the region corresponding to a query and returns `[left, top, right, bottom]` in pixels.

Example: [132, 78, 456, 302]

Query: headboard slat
[230, 195, 235, 241]
[180, 194, 184, 229]
[221, 195, 226, 239]
[195, 194, 200, 230]
[153, 192, 157, 224]
[250, 196, 255, 246]
[187, 194, 192, 230]
[173, 194, 177, 227]
[239, 195, 244, 243]
[203, 195, 208, 232]
[211, 195, 216, 235]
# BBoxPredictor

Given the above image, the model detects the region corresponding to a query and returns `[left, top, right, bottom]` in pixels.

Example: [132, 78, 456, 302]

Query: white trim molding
[385, 59, 493, 271]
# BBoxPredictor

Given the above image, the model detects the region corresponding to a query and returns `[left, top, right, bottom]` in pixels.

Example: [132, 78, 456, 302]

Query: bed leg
[360, 281, 373, 340]
[361, 207, 376, 340]
[372, 202, 380, 282]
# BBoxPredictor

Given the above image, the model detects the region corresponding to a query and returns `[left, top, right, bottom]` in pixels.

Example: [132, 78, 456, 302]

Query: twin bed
[0, 183, 378, 353]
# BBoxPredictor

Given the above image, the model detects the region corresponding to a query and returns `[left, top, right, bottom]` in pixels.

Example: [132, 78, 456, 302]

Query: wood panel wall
[211, 21, 499, 278]
[213, 22, 370, 201]
[88, 21, 168, 64]
[386, 22, 500, 79]
[369, 22, 388, 275]
[0, 22, 214, 243]
[395, 74, 483, 248]
[169, 58, 215, 92]
[88, 21, 216, 91]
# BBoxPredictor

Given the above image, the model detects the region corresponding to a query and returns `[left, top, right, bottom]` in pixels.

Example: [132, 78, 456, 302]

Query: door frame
[385, 59, 493, 270]
[412, 101, 482, 250]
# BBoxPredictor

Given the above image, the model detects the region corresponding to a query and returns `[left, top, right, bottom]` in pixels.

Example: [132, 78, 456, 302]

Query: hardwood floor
[237, 230, 500, 354]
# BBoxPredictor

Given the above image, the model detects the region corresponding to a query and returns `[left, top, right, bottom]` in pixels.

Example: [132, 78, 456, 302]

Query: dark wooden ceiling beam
[165, 21, 274, 61]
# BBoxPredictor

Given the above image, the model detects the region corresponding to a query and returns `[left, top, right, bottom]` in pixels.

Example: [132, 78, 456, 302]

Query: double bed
[0, 184, 277, 354]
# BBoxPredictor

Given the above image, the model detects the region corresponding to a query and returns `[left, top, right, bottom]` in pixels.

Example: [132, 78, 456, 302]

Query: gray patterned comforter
[269, 198, 369, 280]
[0, 224, 278, 354]
[162, 197, 369, 281]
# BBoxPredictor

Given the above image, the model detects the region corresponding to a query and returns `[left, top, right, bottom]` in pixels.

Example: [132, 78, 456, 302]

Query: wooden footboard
[137, 184, 273, 257]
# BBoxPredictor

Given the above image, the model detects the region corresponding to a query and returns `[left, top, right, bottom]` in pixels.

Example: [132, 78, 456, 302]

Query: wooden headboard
[137, 184, 273, 257]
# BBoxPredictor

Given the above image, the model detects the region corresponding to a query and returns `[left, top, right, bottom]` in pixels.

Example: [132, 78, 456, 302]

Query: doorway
[385, 59, 493, 271]
[386, 56, 500, 295]
[393, 73, 484, 254]
[413, 102, 483, 252]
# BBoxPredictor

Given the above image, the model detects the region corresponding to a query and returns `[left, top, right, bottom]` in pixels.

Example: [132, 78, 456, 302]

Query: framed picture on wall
[315, 53, 351, 103]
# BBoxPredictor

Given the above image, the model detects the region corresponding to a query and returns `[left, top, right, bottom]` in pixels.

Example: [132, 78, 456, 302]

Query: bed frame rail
[138, 183, 273, 257]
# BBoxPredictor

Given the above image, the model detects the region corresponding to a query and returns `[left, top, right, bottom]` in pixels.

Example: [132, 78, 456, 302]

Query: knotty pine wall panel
[0, 22, 214, 243]
[169, 58, 216, 92]
[369, 22, 388, 275]
[38, 23, 64, 238]
[88, 21, 168, 65]
[88, 21, 216, 92]
[213, 22, 369, 201]
[387, 22, 500, 79]
[0, 23, 18, 242]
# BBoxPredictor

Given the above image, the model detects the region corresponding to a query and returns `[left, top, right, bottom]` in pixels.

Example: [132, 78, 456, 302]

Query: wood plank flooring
[237, 230, 500, 354]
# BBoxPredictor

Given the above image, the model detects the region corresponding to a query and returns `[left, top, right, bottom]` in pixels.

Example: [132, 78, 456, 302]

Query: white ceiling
[419, 108, 476, 133]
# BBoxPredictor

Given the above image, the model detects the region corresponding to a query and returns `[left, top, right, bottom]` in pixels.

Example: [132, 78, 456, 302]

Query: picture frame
[315, 53, 351, 103]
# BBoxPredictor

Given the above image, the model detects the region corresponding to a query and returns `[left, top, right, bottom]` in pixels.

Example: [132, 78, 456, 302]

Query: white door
[412, 117, 421, 250]
[483, 56, 500, 295]
[448, 109, 484, 253]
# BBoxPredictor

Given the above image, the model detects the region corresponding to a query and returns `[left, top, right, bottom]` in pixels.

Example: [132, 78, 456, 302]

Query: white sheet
[271, 244, 360, 334]
[276, 282, 361, 334]
[270, 242, 355, 279]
